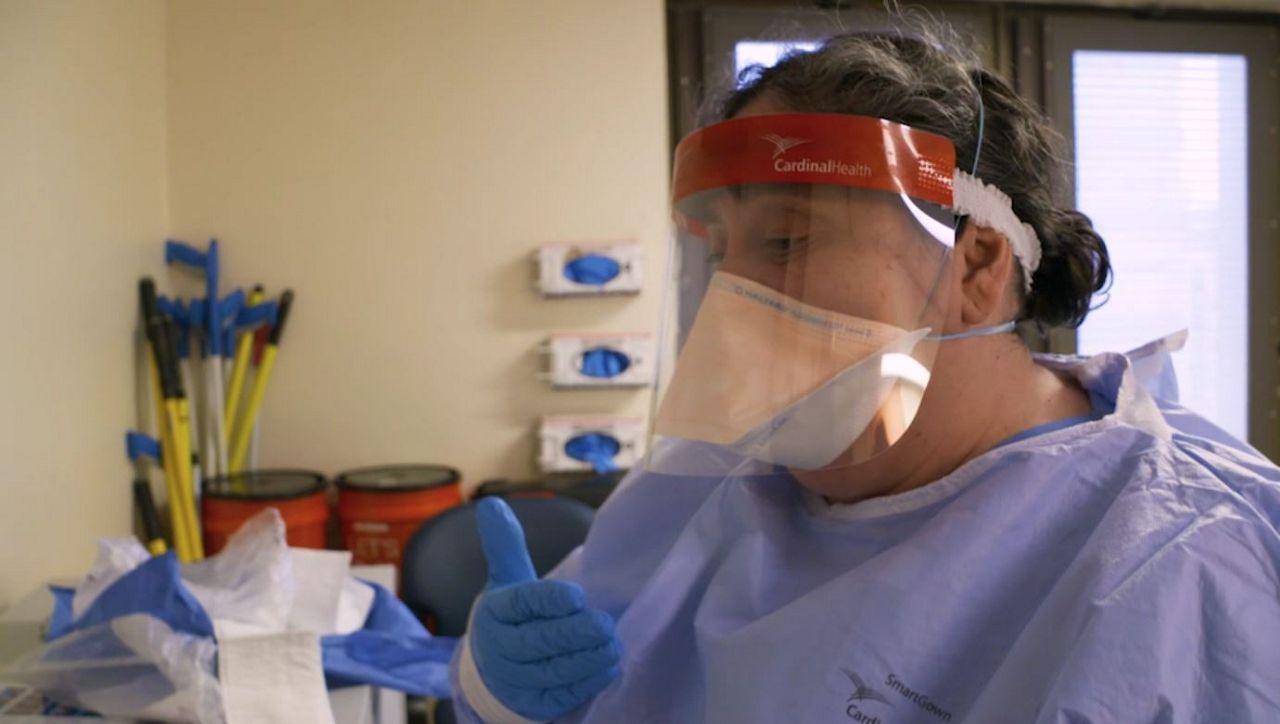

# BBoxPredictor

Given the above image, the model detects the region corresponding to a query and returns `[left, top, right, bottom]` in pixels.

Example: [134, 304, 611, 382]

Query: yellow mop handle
[140, 279, 197, 561]
[160, 400, 193, 562]
[229, 345, 277, 473]
[148, 343, 193, 561]
[224, 287, 264, 441]
[149, 354, 165, 442]
[171, 398, 204, 560]
[229, 290, 292, 474]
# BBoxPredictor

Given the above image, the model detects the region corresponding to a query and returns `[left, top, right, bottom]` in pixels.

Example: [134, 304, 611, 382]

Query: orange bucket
[336, 465, 462, 566]
[202, 470, 329, 555]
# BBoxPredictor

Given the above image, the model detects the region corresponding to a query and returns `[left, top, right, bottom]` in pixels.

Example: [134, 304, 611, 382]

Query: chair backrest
[400, 495, 596, 636]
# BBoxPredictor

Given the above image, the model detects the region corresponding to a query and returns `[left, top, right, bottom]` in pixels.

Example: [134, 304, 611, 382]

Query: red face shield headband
[671, 113, 1041, 291]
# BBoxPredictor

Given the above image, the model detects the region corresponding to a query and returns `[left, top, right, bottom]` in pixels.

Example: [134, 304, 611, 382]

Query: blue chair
[400, 495, 596, 723]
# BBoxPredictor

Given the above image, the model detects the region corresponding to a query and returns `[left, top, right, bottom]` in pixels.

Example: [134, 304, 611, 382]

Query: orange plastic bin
[336, 465, 462, 566]
[202, 470, 329, 555]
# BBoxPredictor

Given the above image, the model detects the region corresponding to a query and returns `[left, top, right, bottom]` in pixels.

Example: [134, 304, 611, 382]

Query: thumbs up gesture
[468, 498, 621, 721]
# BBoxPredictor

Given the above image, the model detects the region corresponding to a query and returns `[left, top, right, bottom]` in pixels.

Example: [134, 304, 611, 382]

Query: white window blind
[734, 41, 820, 84]
[1072, 50, 1249, 439]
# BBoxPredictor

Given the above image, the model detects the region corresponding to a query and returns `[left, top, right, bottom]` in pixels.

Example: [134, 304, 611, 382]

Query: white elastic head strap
[952, 170, 1042, 293]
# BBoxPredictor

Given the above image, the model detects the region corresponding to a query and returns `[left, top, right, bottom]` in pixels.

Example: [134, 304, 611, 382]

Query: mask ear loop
[950, 72, 987, 241]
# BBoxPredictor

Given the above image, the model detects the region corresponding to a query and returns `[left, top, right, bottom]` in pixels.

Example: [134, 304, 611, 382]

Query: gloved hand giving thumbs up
[467, 498, 621, 721]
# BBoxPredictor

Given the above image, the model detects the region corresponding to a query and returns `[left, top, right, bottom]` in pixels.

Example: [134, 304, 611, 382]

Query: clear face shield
[646, 113, 963, 477]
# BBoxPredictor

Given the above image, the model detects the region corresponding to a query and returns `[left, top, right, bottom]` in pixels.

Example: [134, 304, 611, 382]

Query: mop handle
[229, 290, 293, 473]
[140, 280, 195, 562]
[164, 317, 204, 561]
[125, 432, 167, 555]
[225, 287, 273, 440]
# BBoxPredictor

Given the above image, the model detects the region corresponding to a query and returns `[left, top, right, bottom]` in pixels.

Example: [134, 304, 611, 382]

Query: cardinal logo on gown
[844, 669, 891, 705]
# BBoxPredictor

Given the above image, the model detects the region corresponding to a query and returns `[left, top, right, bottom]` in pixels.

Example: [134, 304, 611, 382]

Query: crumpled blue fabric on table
[322, 580, 456, 697]
[45, 558, 456, 698]
[46, 584, 77, 641]
[46, 552, 213, 641]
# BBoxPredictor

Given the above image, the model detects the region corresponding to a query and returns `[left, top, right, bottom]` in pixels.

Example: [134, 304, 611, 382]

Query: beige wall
[0, 0, 667, 606]
[0, 0, 170, 606]
[165, 0, 670, 490]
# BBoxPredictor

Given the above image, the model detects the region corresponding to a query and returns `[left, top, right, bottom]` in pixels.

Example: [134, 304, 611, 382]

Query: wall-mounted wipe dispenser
[541, 333, 654, 388]
[536, 241, 642, 296]
[538, 416, 645, 474]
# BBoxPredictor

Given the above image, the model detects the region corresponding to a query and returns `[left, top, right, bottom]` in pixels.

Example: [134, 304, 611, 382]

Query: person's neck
[965, 338, 1092, 452]
[889, 336, 1092, 494]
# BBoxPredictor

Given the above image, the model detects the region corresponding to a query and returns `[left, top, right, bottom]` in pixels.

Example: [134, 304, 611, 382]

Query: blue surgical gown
[454, 349, 1280, 723]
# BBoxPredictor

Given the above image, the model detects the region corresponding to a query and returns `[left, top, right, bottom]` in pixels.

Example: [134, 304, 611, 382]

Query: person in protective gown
[451, 27, 1280, 724]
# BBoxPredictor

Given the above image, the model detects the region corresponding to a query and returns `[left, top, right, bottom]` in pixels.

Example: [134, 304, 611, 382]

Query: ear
[955, 222, 1017, 325]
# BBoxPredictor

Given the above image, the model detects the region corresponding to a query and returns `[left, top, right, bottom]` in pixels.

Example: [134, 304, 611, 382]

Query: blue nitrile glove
[468, 497, 620, 721]
[579, 347, 631, 379]
[564, 433, 620, 475]
[562, 255, 620, 286]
